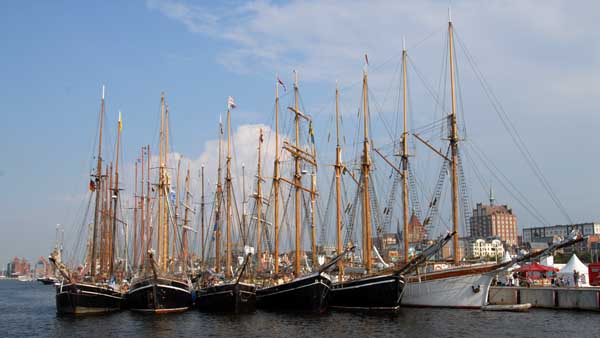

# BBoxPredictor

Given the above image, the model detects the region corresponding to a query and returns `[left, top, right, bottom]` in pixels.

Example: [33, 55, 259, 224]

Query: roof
[558, 254, 588, 274]
[515, 262, 558, 273]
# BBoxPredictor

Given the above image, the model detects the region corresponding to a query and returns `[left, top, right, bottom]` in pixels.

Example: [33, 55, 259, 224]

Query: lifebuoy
[434, 265, 442, 271]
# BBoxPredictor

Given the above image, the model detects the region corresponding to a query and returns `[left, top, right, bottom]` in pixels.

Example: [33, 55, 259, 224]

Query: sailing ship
[256, 72, 332, 313]
[50, 86, 125, 315]
[127, 93, 193, 313]
[401, 16, 586, 309]
[328, 73, 405, 311]
[196, 100, 257, 313]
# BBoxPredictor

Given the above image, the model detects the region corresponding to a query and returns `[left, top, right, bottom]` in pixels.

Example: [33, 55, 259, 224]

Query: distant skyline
[1, 1, 599, 265]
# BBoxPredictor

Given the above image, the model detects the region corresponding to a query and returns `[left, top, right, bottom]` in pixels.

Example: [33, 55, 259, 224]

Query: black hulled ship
[55, 280, 123, 315]
[127, 94, 192, 313]
[127, 274, 192, 313]
[329, 273, 404, 311]
[49, 86, 126, 315]
[256, 271, 331, 313]
[329, 232, 454, 311]
[195, 104, 257, 313]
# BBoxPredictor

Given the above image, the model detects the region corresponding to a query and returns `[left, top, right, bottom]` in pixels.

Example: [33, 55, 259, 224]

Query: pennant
[227, 96, 237, 109]
[365, 53, 369, 65]
[89, 179, 96, 192]
[277, 76, 287, 92]
[308, 121, 315, 144]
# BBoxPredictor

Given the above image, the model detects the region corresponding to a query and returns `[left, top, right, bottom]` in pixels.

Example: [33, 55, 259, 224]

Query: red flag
[89, 179, 96, 192]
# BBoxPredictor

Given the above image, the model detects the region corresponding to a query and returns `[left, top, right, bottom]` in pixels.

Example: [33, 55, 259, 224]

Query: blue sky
[1, 1, 599, 265]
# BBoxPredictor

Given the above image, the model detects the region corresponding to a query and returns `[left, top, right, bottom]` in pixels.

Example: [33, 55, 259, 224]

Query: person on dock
[573, 270, 579, 287]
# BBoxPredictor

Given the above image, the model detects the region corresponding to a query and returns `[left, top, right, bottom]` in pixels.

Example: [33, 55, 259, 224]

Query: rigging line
[407, 56, 446, 112]
[467, 140, 550, 225]
[454, 29, 572, 224]
[461, 142, 491, 195]
[368, 89, 396, 141]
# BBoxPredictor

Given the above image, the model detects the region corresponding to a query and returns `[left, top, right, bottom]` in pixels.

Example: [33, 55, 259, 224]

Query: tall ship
[127, 93, 193, 313]
[256, 72, 332, 313]
[195, 98, 256, 313]
[400, 14, 586, 309]
[328, 70, 405, 311]
[50, 86, 125, 315]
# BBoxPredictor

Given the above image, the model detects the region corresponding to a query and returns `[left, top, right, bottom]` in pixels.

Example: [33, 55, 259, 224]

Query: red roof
[515, 262, 558, 273]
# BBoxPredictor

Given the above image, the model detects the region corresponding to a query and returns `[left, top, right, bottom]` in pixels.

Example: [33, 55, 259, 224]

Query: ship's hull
[256, 272, 331, 313]
[55, 282, 123, 315]
[127, 277, 192, 313]
[196, 282, 256, 313]
[329, 274, 405, 311]
[402, 270, 494, 309]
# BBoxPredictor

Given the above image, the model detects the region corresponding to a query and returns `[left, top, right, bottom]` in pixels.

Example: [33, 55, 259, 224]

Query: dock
[488, 286, 600, 311]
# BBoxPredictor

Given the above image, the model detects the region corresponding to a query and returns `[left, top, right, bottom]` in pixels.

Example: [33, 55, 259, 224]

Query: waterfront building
[469, 189, 518, 245]
[466, 238, 504, 259]
[522, 222, 600, 243]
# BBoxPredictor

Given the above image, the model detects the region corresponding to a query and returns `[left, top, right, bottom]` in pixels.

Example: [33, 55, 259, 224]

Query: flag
[89, 179, 96, 192]
[219, 115, 223, 135]
[277, 76, 287, 92]
[227, 96, 236, 109]
[365, 53, 369, 65]
[118, 111, 123, 131]
[169, 189, 176, 202]
[309, 121, 315, 144]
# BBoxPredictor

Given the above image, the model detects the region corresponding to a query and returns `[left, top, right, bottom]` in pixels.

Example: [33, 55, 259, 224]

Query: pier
[489, 286, 600, 311]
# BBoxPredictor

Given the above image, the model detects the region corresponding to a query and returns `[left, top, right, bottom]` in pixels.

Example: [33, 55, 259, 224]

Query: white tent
[557, 254, 589, 287]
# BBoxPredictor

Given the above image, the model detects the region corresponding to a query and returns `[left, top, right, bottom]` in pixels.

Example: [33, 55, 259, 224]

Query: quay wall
[489, 286, 600, 311]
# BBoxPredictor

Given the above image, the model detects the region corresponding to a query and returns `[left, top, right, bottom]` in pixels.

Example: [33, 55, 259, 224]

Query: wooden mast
[182, 166, 191, 273]
[109, 111, 122, 277]
[215, 117, 223, 274]
[401, 41, 410, 264]
[225, 106, 233, 279]
[145, 145, 151, 257]
[200, 165, 205, 269]
[158, 94, 164, 271]
[273, 75, 280, 274]
[310, 171, 317, 271]
[164, 103, 170, 272]
[90, 85, 105, 278]
[362, 70, 372, 274]
[174, 157, 181, 272]
[293, 71, 302, 276]
[256, 129, 263, 273]
[139, 147, 145, 269]
[134, 158, 139, 270]
[448, 16, 460, 265]
[104, 163, 112, 275]
[334, 81, 343, 280]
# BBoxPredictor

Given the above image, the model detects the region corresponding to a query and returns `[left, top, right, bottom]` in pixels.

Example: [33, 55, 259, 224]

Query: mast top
[402, 36, 406, 51]
[293, 70, 298, 89]
[102, 85, 105, 100]
[448, 4, 452, 23]
[489, 185, 495, 206]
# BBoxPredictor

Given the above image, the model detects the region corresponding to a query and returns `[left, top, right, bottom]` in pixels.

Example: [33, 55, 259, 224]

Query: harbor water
[1, 280, 599, 338]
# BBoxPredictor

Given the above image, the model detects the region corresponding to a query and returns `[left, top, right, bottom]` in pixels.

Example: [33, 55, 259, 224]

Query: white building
[467, 238, 504, 259]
